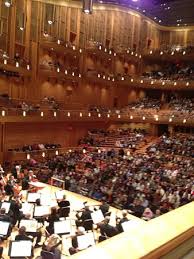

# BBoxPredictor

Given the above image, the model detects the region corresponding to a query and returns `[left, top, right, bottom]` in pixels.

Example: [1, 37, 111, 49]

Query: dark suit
[117, 217, 129, 233]
[100, 223, 118, 237]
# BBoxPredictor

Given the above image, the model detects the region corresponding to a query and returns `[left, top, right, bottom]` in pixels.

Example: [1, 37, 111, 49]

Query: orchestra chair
[83, 219, 93, 231]
[41, 250, 55, 259]
[0, 247, 4, 259]
[58, 207, 70, 218]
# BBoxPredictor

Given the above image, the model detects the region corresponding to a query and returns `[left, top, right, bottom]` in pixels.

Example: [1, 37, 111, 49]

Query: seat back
[59, 206, 70, 218]
[41, 250, 55, 259]
[83, 219, 93, 231]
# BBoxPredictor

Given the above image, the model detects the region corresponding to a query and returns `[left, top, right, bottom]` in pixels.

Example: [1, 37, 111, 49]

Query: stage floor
[2, 184, 142, 259]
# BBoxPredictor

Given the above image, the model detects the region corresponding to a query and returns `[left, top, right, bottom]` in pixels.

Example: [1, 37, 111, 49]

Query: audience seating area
[79, 128, 147, 149]
[7, 132, 193, 220]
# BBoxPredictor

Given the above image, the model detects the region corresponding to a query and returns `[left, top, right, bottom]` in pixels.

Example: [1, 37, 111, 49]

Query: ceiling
[94, 0, 194, 27]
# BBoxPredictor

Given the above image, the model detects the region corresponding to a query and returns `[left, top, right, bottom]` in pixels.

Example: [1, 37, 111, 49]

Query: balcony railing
[0, 107, 193, 125]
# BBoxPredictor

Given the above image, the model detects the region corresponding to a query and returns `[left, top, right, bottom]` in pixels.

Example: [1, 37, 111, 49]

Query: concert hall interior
[0, 0, 194, 258]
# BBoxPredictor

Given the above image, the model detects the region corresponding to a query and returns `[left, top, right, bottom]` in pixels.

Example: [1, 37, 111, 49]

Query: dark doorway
[158, 124, 169, 136]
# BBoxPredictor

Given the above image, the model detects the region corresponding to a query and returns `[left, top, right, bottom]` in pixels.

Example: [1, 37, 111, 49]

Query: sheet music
[10, 241, 32, 257]
[0, 221, 9, 236]
[54, 220, 72, 234]
[55, 190, 66, 200]
[62, 236, 73, 255]
[77, 232, 95, 250]
[27, 192, 41, 203]
[40, 194, 57, 207]
[34, 206, 51, 217]
[29, 181, 46, 188]
[121, 220, 143, 232]
[1, 202, 10, 214]
[20, 219, 38, 233]
[20, 203, 34, 217]
[91, 210, 104, 224]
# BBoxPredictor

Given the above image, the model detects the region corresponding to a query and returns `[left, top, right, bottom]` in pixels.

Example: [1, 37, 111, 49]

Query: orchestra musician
[9, 196, 22, 226]
[46, 207, 60, 235]
[20, 214, 42, 248]
[75, 204, 92, 227]
[69, 226, 86, 255]
[116, 210, 130, 233]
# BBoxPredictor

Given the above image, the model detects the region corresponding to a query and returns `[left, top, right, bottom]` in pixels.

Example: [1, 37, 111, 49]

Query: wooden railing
[0, 108, 193, 126]
[71, 202, 194, 259]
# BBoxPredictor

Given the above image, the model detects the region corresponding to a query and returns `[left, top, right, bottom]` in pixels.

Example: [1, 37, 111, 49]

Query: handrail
[71, 202, 194, 259]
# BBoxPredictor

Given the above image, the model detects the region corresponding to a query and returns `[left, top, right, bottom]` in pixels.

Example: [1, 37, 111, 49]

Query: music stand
[34, 205, 51, 217]
[91, 210, 104, 224]
[0, 221, 10, 237]
[20, 203, 34, 218]
[77, 232, 95, 250]
[1, 202, 10, 214]
[19, 219, 38, 233]
[54, 220, 72, 235]
[8, 240, 33, 258]
[121, 220, 142, 232]
[27, 192, 41, 203]
[55, 190, 66, 200]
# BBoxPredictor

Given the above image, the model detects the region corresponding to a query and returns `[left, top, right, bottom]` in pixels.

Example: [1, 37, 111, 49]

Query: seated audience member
[116, 210, 129, 233]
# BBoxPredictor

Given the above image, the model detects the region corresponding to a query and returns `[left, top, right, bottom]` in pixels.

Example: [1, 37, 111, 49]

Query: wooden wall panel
[4, 122, 108, 150]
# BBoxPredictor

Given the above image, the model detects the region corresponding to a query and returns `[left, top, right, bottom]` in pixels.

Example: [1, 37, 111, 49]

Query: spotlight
[48, 20, 53, 25]
[83, 0, 93, 14]
[27, 154, 30, 160]
[1, 110, 5, 116]
[55, 150, 59, 155]
[5, 0, 12, 7]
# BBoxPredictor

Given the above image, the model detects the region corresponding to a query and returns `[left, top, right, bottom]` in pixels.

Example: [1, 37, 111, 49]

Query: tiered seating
[79, 128, 146, 149]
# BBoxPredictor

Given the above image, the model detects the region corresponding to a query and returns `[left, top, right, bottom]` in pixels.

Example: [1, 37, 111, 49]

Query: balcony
[0, 108, 193, 126]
